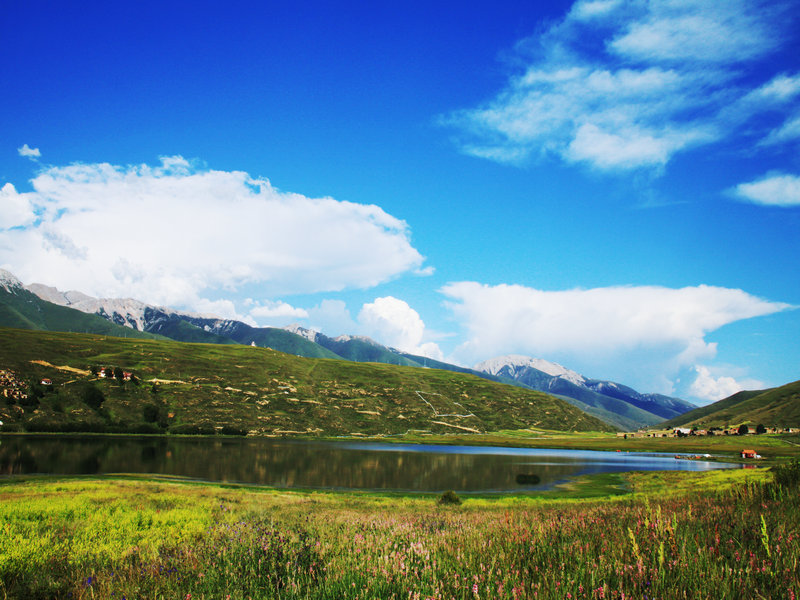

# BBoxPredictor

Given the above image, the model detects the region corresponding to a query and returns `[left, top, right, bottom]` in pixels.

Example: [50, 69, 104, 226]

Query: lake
[0, 434, 738, 493]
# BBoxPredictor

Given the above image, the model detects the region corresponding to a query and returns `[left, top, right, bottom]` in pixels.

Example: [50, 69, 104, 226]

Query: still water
[0, 434, 737, 493]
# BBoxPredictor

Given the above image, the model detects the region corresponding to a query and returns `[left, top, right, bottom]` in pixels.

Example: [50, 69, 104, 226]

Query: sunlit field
[1, 466, 798, 599]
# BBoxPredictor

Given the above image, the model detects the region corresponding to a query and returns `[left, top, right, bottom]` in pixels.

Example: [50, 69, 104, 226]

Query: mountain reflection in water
[0, 435, 736, 492]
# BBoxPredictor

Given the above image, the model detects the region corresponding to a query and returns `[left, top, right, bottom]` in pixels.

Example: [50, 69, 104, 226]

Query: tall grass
[1, 470, 798, 599]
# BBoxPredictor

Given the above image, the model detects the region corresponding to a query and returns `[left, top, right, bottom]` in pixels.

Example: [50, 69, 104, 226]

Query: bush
[219, 425, 248, 436]
[438, 490, 461, 505]
[772, 459, 800, 489]
[81, 383, 105, 410]
[169, 424, 215, 436]
[142, 403, 161, 423]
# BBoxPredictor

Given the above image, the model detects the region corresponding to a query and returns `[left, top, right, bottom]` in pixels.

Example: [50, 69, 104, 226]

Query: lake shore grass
[2, 467, 798, 599]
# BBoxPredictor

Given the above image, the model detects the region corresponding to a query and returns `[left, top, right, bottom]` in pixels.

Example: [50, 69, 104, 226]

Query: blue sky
[2, 0, 799, 404]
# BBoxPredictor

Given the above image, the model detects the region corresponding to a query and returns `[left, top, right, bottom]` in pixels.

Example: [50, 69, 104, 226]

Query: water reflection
[0, 435, 736, 493]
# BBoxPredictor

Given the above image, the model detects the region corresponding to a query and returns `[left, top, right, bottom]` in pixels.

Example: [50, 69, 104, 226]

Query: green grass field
[1, 466, 798, 599]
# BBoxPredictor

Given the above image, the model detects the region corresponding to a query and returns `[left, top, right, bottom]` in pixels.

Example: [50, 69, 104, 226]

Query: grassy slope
[662, 380, 800, 429]
[0, 287, 160, 340]
[221, 324, 342, 360]
[0, 328, 613, 435]
[146, 317, 239, 345]
[660, 389, 765, 428]
[317, 337, 421, 366]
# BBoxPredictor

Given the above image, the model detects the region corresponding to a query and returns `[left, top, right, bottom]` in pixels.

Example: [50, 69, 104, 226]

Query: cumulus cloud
[17, 144, 41, 158]
[248, 300, 309, 323]
[0, 183, 36, 229]
[689, 365, 764, 403]
[732, 173, 800, 206]
[194, 298, 255, 325]
[306, 299, 356, 337]
[0, 156, 427, 312]
[441, 282, 791, 393]
[443, 0, 795, 172]
[358, 296, 443, 360]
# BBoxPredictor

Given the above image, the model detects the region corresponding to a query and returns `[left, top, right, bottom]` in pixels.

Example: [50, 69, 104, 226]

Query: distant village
[619, 425, 800, 438]
[1, 365, 136, 402]
[0, 369, 28, 402]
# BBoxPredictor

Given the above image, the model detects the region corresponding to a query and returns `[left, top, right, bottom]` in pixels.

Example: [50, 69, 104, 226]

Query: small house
[123, 371, 132, 381]
[741, 449, 757, 459]
[40, 378, 52, 386]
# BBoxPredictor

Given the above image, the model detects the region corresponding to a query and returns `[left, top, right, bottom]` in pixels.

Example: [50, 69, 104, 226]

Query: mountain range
[474, 355, 696, 431]
[0, 269, 697, 430]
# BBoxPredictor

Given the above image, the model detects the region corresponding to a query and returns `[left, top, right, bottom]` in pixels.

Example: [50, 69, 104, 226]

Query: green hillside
[0, 286, 160, 340]
[317, 337, 420, 366]
[661, 380, 800, 429]
[239, 327, 340, 360]
[146, 317, 239, 345]
[0, 328, 613, 436]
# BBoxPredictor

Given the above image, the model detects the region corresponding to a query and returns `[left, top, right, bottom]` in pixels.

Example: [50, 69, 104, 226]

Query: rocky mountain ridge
[473, 354, 697, 430]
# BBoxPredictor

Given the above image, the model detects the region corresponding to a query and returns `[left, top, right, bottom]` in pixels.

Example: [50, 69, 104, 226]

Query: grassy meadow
[1, 466, 799, 600]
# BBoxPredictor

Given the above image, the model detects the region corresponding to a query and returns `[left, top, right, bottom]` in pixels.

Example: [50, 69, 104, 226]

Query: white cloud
[689, 365, 764, 403]
[194, 298, 255, 325]
[305, 299, 356, 337]
[570, 0, 623, 21]
[608, 1, 777, 64]
[248, 300, 309, 321]
[733, 173, 800, 206]
[17, 144, 41, 158]
[566, 123, 691, 169]
[0, 183, 36, 229]
[761, 114, 800, 146]
[0, 156, 427, 312]
[443, 0, 795, 172]
[744, 73, 800, 104]
[357, 296, 443, 360]
[440, 282, 791, 393]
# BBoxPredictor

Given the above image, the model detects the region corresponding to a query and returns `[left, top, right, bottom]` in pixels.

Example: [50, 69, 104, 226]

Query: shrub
[81, 383, 105, 410]
[219, 425, 247, 436]
[772, 459, 800, 489]
[170, 424, 215, 436]
[438, 490, 461, 505]
[142, 403, 161, 423]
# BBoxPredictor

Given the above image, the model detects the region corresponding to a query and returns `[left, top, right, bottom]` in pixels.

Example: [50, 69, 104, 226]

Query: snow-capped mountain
[475, 355, 586, 386]
[474, 355, 696, 430]
[25, 282, 178, 332]
[282, 324, 419, 366]
[283, 323, 321, 343]
[0, 269, 23, 293]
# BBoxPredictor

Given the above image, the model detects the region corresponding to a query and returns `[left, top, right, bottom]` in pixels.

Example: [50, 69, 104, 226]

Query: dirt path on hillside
[30, 360, 90, 376]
